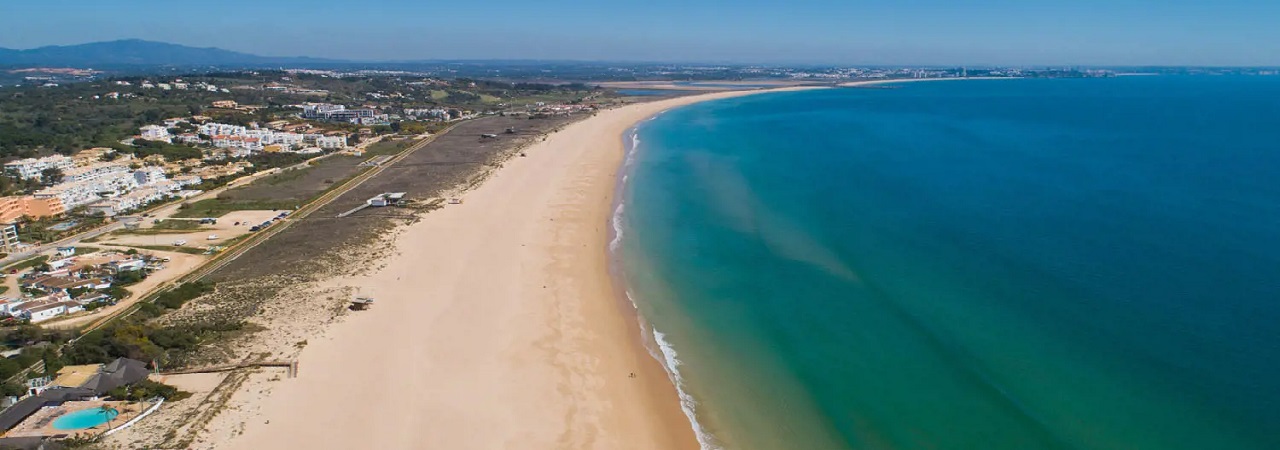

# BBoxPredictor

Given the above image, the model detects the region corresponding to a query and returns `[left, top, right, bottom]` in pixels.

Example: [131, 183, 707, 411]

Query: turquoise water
[619, 77, 1280, 450]
[52, 407, 118, 430]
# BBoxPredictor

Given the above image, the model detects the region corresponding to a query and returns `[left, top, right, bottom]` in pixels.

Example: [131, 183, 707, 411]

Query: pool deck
[5, 400, 140, 438]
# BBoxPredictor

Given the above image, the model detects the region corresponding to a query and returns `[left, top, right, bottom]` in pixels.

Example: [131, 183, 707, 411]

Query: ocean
[616, 76, 1280, 450]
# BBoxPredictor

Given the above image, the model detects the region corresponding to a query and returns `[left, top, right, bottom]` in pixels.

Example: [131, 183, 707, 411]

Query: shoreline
[838, 76, 1022, 87]
[212, 88, 814, 449]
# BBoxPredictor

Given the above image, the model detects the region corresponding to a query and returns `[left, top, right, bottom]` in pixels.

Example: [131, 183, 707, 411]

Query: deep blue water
[620, 76, 1280, 450]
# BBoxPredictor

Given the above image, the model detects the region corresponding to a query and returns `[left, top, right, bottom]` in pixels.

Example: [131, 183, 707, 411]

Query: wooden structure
[350, 297, 374, 311]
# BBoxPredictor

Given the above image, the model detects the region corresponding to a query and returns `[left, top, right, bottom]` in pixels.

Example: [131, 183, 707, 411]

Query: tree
[8, 324, 43, 344]
[98, 404, 119, 428]
[0, 381, 27, 397]
[39, 167, 64, 185]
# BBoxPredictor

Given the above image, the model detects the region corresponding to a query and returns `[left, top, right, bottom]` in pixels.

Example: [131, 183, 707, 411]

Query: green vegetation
[3, 255, 48, 273]
[172, 197, 298, 218]
[114, 270, 147, 286]
[63, 281, 219, 366]
[154, 281, 215, 309]
[103, 285, 130, 300]
[72, 246, 100, 256]
[0, 326, 72, 383]
[16, 215, 106, 244]
[363, 139, 412, 157]
[108, 378, 190, 401]
[112, 219, 211, 235]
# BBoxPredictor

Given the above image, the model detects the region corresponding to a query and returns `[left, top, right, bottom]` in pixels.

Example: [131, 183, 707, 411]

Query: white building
[301, 103, 346, 119]
[139, 125, 172, 143]
[4, 156, 75, 180]
[63, 162, 131, 184]
[133, 167, 167, 186]
[25, 303, 67, 323]
[86, 186, 167, 216]
[316, 136, 347, 149]
[0, 298, 27, 317]
[198, 123, 247, 137]
[35, 163, 139, 209]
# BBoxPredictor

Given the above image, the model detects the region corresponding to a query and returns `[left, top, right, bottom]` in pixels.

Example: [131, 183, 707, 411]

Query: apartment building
[138, 125, 172, 143]
[4, 156, 75, 180]
[0, 196, 67, 223]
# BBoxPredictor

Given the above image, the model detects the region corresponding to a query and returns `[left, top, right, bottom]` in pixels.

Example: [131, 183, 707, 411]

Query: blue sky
[2, 0, 1278, 65]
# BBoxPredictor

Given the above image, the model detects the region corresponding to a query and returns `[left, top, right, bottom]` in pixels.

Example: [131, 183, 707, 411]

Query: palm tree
[99, 404, 119, 428]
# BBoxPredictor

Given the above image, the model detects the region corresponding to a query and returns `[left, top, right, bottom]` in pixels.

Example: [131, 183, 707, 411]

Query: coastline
[838, 76, 1021, 87]
[214, 88, 815, 449]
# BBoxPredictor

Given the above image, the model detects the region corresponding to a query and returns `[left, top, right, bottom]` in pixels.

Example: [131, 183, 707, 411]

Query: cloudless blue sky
[3, 0, 1278, 65]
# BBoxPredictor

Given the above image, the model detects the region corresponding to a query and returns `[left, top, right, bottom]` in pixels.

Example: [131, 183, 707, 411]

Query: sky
[2, 0, 1279, 66]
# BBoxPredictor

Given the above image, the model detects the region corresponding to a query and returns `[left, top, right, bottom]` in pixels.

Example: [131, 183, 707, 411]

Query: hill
[0, 39, 337, 67]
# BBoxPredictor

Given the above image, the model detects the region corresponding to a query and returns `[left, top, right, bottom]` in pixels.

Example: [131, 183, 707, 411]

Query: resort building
[3, 156, 75, 180]
[138, 125, 172, 143]
[0, 196, 67, 223]
[0, 358, 151, 437]
[316, 135, 348, 149]
[133, 167, 167, 186]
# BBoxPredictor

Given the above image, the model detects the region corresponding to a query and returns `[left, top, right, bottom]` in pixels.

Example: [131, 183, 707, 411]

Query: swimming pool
[52, 407, 118, 430]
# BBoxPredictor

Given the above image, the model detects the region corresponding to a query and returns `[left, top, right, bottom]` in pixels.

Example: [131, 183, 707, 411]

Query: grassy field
[172, 198, 301, 218]
[72, 246, 100, 255]
[363, 139, 413, 157]
[2, 255, 48, 272]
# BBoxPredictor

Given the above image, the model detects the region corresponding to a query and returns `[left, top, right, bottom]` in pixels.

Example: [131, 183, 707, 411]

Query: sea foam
[653, 328, 722, 450]
[619, 121, 722, 449]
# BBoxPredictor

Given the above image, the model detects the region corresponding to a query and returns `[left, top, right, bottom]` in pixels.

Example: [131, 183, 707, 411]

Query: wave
[625, 131, 642, 168]
[610, 202, 625, 252]
[653, 328, 722, 450]
[616, 119, 722, 449]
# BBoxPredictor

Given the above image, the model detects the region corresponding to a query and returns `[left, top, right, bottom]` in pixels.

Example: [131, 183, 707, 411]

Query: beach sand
[217, 89, 810, 450]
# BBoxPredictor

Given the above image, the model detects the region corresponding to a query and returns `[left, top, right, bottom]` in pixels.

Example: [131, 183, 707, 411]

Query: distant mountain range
[0, 39, 339, 67]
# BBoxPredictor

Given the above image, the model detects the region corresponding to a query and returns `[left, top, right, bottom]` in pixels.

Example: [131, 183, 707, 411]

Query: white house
[108, 259, 147, 272]
[58, 301, 84, 315]
[0, 299, 26, 317]
[25, 303, 67, 323]
[48, 257, 75, 270]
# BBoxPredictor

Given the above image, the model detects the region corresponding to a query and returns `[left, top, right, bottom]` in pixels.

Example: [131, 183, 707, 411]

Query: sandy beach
[210, 89, 809, 449]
